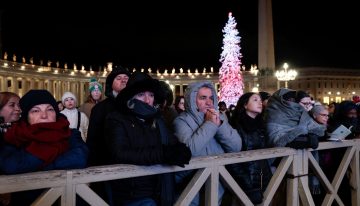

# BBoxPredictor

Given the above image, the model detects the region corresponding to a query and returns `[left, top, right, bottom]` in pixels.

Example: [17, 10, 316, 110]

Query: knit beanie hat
[61, 92, 77, 105]
[89, 78, 103, 92]
[20, 89, 59, 120]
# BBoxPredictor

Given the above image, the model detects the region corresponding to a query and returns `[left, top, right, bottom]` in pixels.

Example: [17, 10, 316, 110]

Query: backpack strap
[77, 111, 81, 130]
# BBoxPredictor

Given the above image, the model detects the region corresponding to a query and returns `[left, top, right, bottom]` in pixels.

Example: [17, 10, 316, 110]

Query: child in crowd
[61, 92, 89, 141]
[79, 78, 103, 119]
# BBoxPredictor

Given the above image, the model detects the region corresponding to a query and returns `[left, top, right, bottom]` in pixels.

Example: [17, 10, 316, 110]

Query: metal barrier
[0, 140, 359, 206]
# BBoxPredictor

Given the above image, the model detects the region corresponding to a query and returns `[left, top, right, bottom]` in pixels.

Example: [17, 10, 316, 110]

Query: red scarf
[4, 116, 71, 166]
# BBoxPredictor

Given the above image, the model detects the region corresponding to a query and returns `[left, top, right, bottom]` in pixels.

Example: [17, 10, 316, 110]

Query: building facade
[1, 58, 360, 105]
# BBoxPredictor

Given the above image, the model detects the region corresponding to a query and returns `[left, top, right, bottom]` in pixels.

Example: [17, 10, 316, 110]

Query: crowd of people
[0, 66, 359, 205]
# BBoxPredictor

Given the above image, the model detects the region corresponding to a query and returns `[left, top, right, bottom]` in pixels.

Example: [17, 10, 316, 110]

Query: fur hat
[20, 90, 59, 120]
[89, 78, 103, 92]
[61, 92, 77, 105]
[105, 65, 131, 98]
[116, 71, 163, 107]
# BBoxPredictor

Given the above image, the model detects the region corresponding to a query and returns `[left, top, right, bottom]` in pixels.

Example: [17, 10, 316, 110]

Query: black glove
[286, 134, 319, 149]
[163, 142, 192, 167]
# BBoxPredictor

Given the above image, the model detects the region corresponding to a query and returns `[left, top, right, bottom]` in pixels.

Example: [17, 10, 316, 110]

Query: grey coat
[265, 88, 326, 147]
[173, 81, 242, 157]
[173, 81, 241, 206]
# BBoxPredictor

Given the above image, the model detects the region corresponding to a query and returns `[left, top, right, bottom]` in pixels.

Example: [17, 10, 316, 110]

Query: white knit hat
[62, 92, 77, 105]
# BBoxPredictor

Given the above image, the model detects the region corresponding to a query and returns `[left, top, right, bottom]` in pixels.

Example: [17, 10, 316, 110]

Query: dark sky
[1, 1, 360, 71]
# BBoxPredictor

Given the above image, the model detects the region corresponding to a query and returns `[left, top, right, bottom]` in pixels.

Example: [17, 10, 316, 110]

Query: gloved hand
[286, 134, 319, 149]
[163, 142, 192, 167]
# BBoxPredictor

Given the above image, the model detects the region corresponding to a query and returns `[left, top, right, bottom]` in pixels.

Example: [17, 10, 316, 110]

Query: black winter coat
[87, 97, 116, 166]
[105, 111, 177, 205]
[229, 113, 272, 204]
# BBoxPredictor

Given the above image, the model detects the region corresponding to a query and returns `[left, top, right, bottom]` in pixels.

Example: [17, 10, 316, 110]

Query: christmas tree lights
[218, 12, 244, 107]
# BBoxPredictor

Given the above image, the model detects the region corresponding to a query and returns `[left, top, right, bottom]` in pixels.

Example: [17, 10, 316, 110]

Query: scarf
[4, 116, 71, 166]
[238, 112, 263, 133]
[127, 98, 158, 120]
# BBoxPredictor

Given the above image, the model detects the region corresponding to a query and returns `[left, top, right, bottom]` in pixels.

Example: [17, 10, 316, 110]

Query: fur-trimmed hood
[105, 66, 131, 98]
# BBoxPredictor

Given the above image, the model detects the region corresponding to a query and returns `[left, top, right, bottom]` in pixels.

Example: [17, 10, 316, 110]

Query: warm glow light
[275, 63, 297, 88]
[251, 87, 259, 92]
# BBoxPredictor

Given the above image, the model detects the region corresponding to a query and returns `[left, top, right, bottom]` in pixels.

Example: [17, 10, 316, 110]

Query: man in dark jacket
[86, 66, 130, 205]
[87, 65, 131, 166]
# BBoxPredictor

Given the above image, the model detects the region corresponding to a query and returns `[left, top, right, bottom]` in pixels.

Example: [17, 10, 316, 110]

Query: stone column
[29, 79, 35, 91]
[21, 78, 27, 95]
[10, 77, 15, 93]
[47, 79, 53, 94]
[1, 76, 7, 91]
[70, 82, 78, 104]
[180, 84, 184, 96]
[38, 80, 44, 89]
[258, 0, 275, 70]
[79, 81, 85, 105]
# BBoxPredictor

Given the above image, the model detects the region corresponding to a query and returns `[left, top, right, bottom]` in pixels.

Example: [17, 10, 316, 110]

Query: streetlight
[275, 63, 297, 88]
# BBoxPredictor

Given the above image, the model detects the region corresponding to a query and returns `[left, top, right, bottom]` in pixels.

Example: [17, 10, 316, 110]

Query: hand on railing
[163, 142, 192, 167]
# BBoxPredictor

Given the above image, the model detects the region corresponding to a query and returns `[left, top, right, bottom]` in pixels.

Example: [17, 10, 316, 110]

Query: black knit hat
[20, 90, 59, 120]
[105, 65, 131, 98]
[116, 71, 163, 107]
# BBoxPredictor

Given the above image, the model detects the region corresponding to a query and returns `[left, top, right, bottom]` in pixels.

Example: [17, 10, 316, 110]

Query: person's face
[245, 94, 263, 118]
[0, 96, 21, 123]
[64, 97, 76, 109]
[346, 109, 357, 119]
[112, 74, 129, 93]
[28, 104, 56, 125]
[219, 104, 227, 112]
[178, 98, 185, 111]
[91, 88, 102, 101]
[134, 91, 155, 106]
[196, 87, 214, 113]
[58, 102, 64, 111]
[314, 110, 329, 125]
[328, 103, 336, 114]
[299, 97, 313, 111]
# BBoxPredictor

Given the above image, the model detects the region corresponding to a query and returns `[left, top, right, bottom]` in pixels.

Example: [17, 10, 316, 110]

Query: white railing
[0, 140, 359, 206]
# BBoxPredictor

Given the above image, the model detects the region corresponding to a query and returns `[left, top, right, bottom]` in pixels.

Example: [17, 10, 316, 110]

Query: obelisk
[258, 0, 275, 70]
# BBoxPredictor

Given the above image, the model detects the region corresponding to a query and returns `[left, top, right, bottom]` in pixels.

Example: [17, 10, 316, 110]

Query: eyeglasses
[318, 113, 329, 117]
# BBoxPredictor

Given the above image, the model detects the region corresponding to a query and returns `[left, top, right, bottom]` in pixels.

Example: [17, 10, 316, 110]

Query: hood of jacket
[184, 81, 218, 125]
[104, 66, 131, 98]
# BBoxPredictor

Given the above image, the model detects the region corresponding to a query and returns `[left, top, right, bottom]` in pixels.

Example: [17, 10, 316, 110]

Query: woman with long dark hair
[229, 92, 272, 204]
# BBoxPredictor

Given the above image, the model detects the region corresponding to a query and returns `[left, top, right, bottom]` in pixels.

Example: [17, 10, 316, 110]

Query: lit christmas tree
[218, 12, 244, 107]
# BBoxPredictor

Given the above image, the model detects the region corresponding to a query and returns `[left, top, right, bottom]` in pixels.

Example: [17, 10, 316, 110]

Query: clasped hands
[205, 109, 221, 126]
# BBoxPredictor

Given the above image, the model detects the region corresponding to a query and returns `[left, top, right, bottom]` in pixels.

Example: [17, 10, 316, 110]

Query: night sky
[1, 1, 360, 71]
